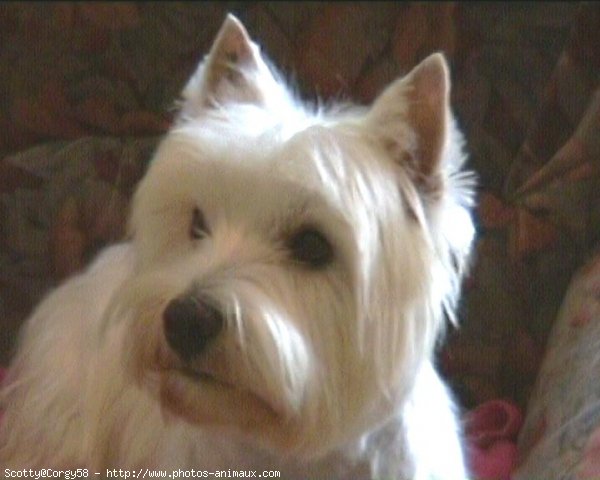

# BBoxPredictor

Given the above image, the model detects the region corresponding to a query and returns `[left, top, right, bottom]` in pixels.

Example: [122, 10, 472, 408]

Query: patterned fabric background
[0, 3, 599, 477]
[514, 254, 600, 480]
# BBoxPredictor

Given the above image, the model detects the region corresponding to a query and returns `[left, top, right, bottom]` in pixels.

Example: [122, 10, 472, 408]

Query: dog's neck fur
[153, 355, 458, 479]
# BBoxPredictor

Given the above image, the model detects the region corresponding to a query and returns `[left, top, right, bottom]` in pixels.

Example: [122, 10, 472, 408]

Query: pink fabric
[464, 399, 523, 480]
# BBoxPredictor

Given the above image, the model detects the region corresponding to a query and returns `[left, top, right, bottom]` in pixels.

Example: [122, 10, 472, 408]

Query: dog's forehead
[179, 122, 385, 196]
[144, 104, 403, 237]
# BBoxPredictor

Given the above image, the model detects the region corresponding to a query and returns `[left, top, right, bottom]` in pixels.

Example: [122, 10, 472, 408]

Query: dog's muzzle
[163, 295, 223, 362]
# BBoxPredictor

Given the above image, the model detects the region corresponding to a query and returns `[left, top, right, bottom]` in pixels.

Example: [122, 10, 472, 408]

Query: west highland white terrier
[0, 14, 475, 479]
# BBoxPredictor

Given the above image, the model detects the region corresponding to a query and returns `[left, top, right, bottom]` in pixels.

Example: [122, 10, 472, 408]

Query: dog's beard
[156, 300, 312, 438]
[109, 267, 323, 450]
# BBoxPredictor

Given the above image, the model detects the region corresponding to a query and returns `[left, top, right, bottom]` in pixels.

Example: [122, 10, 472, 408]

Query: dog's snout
[163, 296, 223, 361]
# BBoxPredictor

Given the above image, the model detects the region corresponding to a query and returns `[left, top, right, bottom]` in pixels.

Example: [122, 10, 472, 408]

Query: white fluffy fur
[0, 15, 475, 479]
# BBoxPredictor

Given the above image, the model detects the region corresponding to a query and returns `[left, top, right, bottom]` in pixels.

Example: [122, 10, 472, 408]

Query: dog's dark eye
[190, 208, 209, 240]
[287, 227, 334, 269]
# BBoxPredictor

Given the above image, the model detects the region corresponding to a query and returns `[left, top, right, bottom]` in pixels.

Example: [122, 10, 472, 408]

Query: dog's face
[112, 15, 474, 457]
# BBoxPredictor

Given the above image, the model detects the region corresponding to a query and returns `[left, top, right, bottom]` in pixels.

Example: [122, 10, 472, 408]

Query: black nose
[163, 296, 224, 361]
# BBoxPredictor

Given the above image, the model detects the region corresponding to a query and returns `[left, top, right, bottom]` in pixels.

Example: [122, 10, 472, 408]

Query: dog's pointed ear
[368, 53, 451, 194]
[179, 14, 278, 117]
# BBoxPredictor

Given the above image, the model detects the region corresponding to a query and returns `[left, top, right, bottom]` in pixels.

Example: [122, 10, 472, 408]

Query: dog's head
[116, 15, 475, 458]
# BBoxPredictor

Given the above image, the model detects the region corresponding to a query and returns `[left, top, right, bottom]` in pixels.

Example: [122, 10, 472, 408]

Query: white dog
[0, 14, 475, 479]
